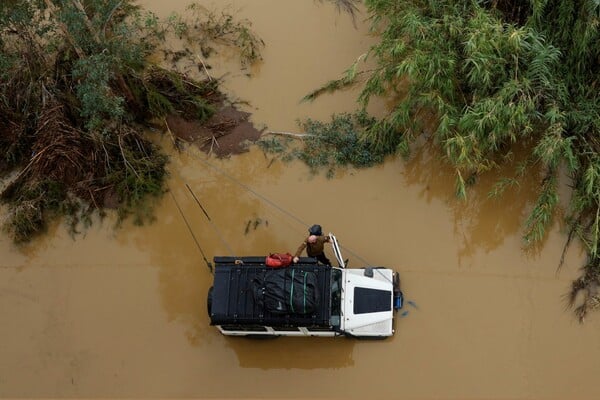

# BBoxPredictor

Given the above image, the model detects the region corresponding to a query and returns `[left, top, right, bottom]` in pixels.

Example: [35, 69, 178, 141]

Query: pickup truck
[207, 235, 403, 338]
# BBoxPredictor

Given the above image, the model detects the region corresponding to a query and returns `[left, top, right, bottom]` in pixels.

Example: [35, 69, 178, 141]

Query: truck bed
[209, 256, 332, 328]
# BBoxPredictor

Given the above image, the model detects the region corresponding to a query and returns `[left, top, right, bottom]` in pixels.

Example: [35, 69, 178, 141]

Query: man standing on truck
[293, 224, 331, 265]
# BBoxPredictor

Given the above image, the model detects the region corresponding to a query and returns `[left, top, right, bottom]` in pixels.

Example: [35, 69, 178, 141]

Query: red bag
[265, 253, 293, 268]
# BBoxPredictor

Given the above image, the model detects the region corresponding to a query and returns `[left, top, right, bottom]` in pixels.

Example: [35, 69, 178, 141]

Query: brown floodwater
[1, 1, 600, 399]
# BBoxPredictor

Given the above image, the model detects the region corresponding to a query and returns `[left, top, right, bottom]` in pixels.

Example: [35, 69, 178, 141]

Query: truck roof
[210, 256, 332, 328]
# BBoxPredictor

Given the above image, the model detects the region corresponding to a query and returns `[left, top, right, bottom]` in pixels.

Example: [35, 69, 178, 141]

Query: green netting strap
[289, 269, 295, 313]
[303, 272, 307, 313]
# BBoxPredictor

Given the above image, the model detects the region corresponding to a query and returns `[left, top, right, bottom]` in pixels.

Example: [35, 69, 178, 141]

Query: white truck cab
[340, 267, 397, 337]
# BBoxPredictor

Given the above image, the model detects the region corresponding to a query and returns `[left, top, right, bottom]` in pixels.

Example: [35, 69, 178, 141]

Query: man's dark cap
[309, 224, 322, 236]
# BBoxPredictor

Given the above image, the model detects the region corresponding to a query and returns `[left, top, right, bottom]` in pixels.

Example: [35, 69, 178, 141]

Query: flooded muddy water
[2, 1, 600, 399]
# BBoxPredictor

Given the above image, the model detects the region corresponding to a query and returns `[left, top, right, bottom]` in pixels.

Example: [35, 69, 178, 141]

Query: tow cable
[185, 183, 236, 258]
[169, 190, 213, 273]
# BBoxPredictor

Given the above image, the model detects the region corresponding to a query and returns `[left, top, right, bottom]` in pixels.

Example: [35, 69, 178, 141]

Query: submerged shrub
[0, 1, 261, 243]
[261, 112, 385, 178]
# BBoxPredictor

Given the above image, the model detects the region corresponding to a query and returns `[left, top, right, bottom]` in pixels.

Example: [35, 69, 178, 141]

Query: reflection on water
[1, 1, 600, 399]
[226, 337, 355, 369]
[402, 141, 549, 265]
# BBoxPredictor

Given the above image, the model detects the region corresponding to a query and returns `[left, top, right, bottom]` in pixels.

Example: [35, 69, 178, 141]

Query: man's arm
[293, 241, 307, 263]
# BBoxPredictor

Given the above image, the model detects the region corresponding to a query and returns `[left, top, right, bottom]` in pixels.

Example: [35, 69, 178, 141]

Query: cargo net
[253, 268, 320, 315]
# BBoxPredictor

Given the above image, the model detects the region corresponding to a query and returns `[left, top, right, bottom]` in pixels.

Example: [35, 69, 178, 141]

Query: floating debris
[407, 300, 419, 309]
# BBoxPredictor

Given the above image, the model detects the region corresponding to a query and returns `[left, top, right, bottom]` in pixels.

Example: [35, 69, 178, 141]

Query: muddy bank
[166, 106, 262, 157]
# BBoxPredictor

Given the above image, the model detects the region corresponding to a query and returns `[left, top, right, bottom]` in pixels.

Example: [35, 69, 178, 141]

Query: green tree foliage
[0, 0, 257, 242]
[346, 0, 600, 320]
